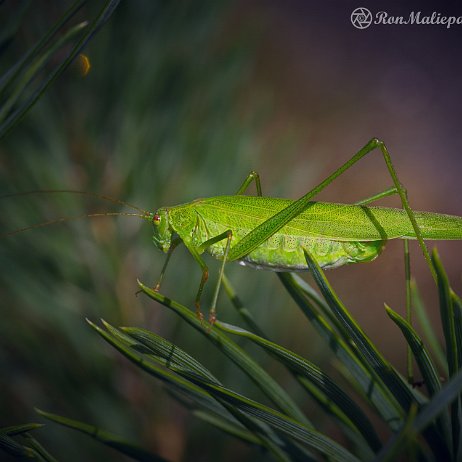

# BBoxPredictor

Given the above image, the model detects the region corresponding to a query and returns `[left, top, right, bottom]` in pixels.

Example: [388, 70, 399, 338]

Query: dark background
[1, 1, 462, 460]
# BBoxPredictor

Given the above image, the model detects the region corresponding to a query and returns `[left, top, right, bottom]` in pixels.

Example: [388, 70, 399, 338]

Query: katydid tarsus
[4, 138, 462, 324]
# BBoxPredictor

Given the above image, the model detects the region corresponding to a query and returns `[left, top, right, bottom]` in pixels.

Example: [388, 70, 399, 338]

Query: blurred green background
[1, 0, 462, 460]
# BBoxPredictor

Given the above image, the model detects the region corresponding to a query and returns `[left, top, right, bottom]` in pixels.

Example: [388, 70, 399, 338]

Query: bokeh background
[1, 0, 462, 460]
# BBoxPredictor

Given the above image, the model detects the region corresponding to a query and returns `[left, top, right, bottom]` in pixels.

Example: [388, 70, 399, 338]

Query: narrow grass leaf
[119, 326, 219, 384]
[138, 281, 310, 427]
[189, 380, 360, 462]
[36, 409, 167, 462]
[412, 279, 448, 375]
[0, 434, 36, 458]
[302, 249, 423, 408]
[385, 304, 452, 452]
[376, 368, 462, 461]
[216, 320, 381, 453]
[0, 0, 121, 139]
[193, 410, 262, 445]
[0, 424, 44, 436]
[278, 272, 404, 430]
[433, 249, 458, 378]
[90, 320, 294, 460]
[432, 249, 460, 456]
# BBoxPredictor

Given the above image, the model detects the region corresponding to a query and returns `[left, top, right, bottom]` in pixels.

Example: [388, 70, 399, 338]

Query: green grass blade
[385, 305, 443, 397]
[412, 279, 448, 375]
[189, 380, 360, 462]
[376, 368, 462, 461]
[0, 0, 121, 139]
[118, 325, 219, 384]
[222, 273, 267, 337]
[216, 320, 382, 453]
[90, 320, 292, 460]
[302, 248, 420, 409]
[432, 249, 460, 456]
[18, 433, 58, 462]
[192, 410, 262, 445]
[0, 424, 44, 436]
[36, 409, 167, 462]
[0, 0, 85, 97]
[137, 280, 311, 428]
[385, 304, 452, 453]
[0, 434, 36, 459]
[0, 21, 89, 123]
[433, 249, 458, 378]
[302, 248, 450, 458]
[278, 272, 404, 430]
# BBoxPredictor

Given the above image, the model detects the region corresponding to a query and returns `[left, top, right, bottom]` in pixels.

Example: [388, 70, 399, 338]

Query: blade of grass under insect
[137, 280, 311, 428]
[303, 248, 421, 409]
[0, 424, 54, 462]
[221, 275, 368, 459]
[36, 409, 167, 462]
[216, 320, 382, 453]
[0, 434, 36, 459]
[373, 404, 419, 462]
[109, 324, 219, 384]
[295, 376, 375, 461]
[278, 272, 404, 430]
[411, 279, 448, 375]
[385, 306, 443, 397]
[19, 433, 58, 462]
[432, 249, 461, 456]
[433, 249, 458, 378]
[302, 248, 450, 458]
[385, 304, 452, 453]
[186, 379, 360, 462]
[192, 410, 262, 445]
[222, 273, 266, 337]
[450, 290, 462, 459]
[90, 320, 293, 461]
[0, 0, 121, 139]
[376, 368, 462, 461]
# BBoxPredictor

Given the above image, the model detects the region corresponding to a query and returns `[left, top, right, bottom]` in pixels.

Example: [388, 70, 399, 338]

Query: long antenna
[2, 212, 148, 238]
[0, 190, 148, 214]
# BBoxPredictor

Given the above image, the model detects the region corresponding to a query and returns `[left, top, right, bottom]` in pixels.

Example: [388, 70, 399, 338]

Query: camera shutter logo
[351, 7, 373, 29]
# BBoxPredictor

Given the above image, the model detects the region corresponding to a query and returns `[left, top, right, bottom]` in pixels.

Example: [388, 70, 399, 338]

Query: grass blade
[385, 304, 452, 453]
[278, 272, 404, 429]
[0, 0, 121, 139]
[90, 320, 293, 460]
[36, 409, 167, 462]
[216, 320, 382, 453]
[376, 368, 462, 461]
[412, 279, 448, 375]
[137, 280, 310, 427]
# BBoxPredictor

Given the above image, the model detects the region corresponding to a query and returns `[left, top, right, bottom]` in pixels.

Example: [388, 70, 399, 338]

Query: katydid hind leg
[235, 170, 262, 196]
[227, 139, 434, 281]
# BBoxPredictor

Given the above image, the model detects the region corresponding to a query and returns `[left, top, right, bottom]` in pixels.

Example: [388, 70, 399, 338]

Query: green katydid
[4, 138, 462, 324]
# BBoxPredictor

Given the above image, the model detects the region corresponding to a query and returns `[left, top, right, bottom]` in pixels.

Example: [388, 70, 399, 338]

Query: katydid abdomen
[162, 195, 462, 271]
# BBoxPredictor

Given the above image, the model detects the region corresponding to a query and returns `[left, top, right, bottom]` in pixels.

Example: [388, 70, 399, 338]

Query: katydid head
[150, 208, 172, 253]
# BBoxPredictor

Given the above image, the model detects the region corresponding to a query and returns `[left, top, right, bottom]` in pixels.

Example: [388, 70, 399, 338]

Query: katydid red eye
[153, 213, 161, 225]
